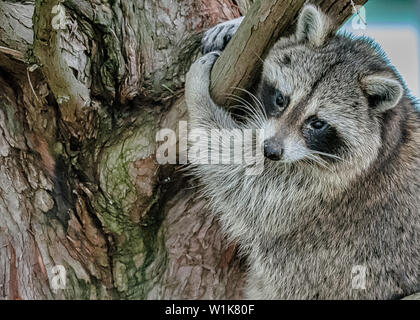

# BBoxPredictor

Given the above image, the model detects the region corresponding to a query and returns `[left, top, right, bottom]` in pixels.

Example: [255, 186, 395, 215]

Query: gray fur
[185, 5, 420, 299]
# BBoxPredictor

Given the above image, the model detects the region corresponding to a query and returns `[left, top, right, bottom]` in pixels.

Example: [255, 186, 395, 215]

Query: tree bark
[0, 0, 362, 300]
[1, 0, 245, 300]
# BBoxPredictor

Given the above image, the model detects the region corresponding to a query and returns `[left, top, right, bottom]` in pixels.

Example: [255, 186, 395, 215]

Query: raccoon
[185, 4, 420, 299]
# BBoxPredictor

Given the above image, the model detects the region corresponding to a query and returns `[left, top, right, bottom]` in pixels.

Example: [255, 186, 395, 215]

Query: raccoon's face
[257, 5, 403, 172]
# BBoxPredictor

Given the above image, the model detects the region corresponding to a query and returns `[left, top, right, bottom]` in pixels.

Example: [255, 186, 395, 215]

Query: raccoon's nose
[264, 140, 283, 161]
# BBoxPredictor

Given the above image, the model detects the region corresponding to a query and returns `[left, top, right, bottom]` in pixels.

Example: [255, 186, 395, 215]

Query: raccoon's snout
[264, 139, 283, 161]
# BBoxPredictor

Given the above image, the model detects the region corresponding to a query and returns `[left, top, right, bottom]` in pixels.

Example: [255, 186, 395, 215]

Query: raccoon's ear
[361, 74, 403, 112]
[296, 4, 332, 47]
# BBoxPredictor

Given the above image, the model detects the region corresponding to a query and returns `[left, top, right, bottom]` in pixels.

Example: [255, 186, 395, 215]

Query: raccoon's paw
[187, 51, 221, 86]
[185, 51, 221, 108]
[202, 17, 243, 54]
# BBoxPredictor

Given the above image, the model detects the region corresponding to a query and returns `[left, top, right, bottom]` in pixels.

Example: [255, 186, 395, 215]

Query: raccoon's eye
[309, 119, 328, 130]
[274, 90, 288, 109]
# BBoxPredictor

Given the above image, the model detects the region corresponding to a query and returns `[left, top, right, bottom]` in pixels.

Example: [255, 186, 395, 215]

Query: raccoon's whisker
[302, 157, 313, 168]
[231, 87, 267, 120]
[226, 94, 263, 123]
[311, 154, 331, 168]
[226, 93, 253, 110]
[227, 96, 265, 128]
[229, 106, 262, 128]
[300, 156, 317, 170]
[231, 99, 265, 125]
[310, 150, 345, 162]
[310, 150, 351, 167]
[226, 95, 257, 117]
[306, 154, 334, 173]
[227, 92, 266, 122]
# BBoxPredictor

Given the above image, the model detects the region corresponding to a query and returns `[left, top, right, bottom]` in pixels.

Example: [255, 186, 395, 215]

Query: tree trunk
[0, 0, 363, 300]
[0, 0, 245, 300]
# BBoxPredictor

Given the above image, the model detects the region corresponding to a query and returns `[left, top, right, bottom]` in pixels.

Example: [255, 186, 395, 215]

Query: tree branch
[210, 0, 368, 107]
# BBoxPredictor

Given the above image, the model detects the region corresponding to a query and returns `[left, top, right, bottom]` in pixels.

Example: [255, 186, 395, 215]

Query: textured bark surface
[0, 0, 367, 300]
[1, 0, 243, 299]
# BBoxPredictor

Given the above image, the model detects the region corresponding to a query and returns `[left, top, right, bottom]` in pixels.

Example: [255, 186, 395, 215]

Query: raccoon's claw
[202, 17, 244, 54]
[197, 50, 221, 66]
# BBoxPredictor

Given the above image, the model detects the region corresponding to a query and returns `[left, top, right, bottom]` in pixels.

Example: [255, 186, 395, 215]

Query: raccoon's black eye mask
[259, 81, 290, 117]
[303, 116, 342, 156]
